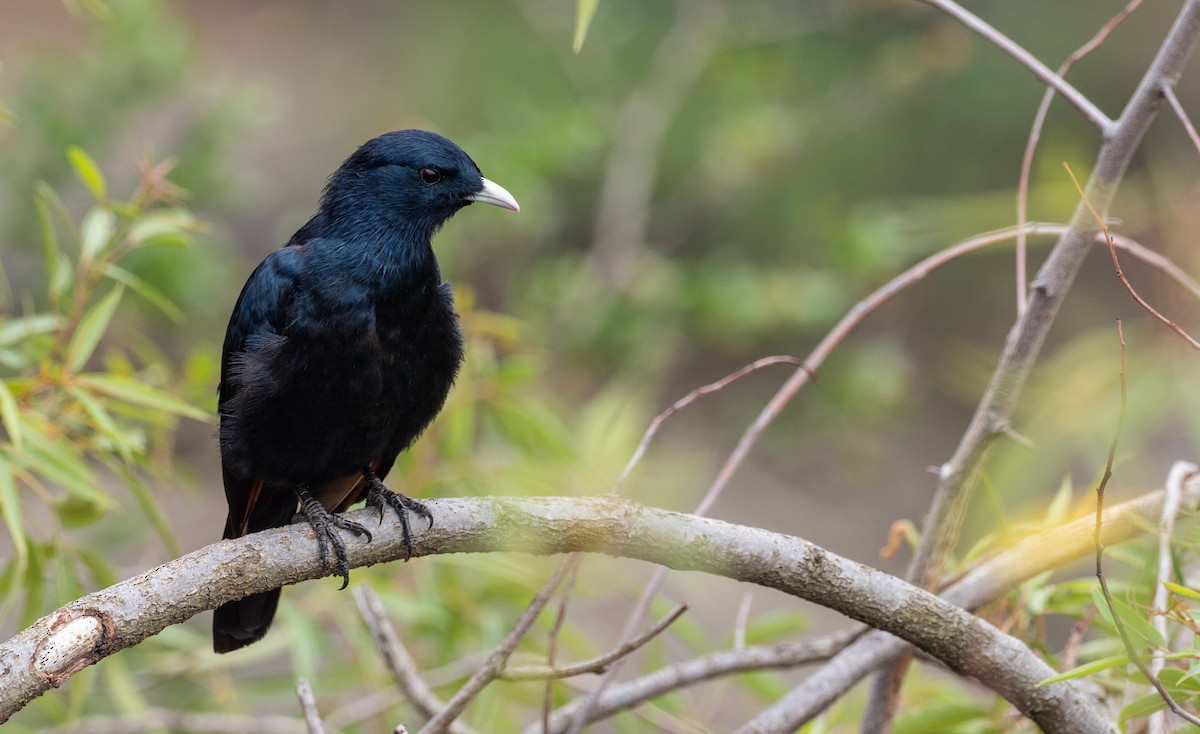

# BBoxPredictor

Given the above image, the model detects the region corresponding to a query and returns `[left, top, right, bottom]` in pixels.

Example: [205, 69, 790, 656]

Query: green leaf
[0, 458, 28, 569]
[573, 0, 599, 53]
[893, 703, 987, 734]
[1163, 581, 1200, 601]
[55, 495, 108, 528]
[1039, 653, 1130, 685]
[33, 182, 65, 292]
[0, 380, 22, 449]
[65, 285, 124, 374]
[1095, 586, 1166, 649]
[66, 385, 135, 459]
[102, 264, 185, 324]
[1045, 474, 1073, 526]
[16, 426, 115, 511]
[79, 206, 115, 260]
[114, 462, 179, 557]
[1119, 691, 1170, 724]
[66, 145, 107, 201]
[126, 209, 197, 248]
[0, 313, 63, 346]
[75, 374, 211, 422]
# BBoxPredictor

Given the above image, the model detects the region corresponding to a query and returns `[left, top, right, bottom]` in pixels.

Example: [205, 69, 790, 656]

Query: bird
[212, 130, 519, 653]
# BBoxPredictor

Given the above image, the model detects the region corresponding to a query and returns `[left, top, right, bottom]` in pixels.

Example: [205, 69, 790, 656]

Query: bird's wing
[219, 245, 309, 539]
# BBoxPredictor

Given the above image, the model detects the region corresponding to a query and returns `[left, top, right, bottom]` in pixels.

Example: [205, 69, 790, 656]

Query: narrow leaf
[1163, 581, 1200, 600]
[114, 462, 179, 556]
[33, 182, 63, 287]
[0, 380, 22, 449]
[79, 207, 115, 260]
[102, 264, 185, 324]
[65, 285, 124, 374]
[76, 374, 211, 422]
[0, 313, 64, 346]
[66, 145, 107, 201]
[1039, 653, 1130, 685]
[573, 0, 599, 53]
[0, 458, 28, 568]
[127, 209, 198, 248]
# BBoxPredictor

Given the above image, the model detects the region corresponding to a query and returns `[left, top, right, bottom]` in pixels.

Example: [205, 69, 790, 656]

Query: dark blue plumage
[213, 130, 518, 653]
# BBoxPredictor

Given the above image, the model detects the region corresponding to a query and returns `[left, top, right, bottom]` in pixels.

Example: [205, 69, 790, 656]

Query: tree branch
[740, 477, 1200, 730]
[0, 496, 1113, 733]
[918, 0, 1113, 131]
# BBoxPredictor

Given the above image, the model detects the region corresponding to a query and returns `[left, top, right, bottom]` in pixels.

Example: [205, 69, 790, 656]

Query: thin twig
[34, 710, 308, 734]
[296, 678, 327, 734]
[542, 560, 581, 733]
[529, 629, 863, 734]
[1163, 84, 1200, 155]
[1061, 606, 1098, 673]
[418, 557, 578, 734]
[1015, 0, 1143, 314]
[1094, 325, 1200, 727]
[1064, 162, 1200, 350]
[353, 586, 482, 734]
[616, 355, 810, 490]
[1148, 461, 1197, 734]
[918, 0, 1113, 131]
[733, 592, 753, 651]
[500, 604, 687, 681]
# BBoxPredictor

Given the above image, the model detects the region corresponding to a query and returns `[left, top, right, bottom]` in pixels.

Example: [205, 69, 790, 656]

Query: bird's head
[320, 130, 519, 240]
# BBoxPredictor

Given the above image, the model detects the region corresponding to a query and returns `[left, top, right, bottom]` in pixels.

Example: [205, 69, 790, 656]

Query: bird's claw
[297, 486, 372, 589]
[362, 467, 433, 561]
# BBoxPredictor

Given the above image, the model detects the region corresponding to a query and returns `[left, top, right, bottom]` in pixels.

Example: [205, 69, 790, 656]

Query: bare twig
[1065, 162, 1200, 350]
[353, 586, 481, 734]
[918, 0, 1113, 131]
[499, 603, 687, 681]
[542, 560, 580, 733]
[34, 711, 307, 734]
[529, 629, 862, 734]
[418, 555, 578, 734]
[1061, 605, 1098, 673]
[1093, 326, 1200, 727]
[616, 355, 809, 491]
[1014, 0, 1143, 313]
[296, 679, 327, 734]
[733, 592, 753, 651]
[1149, 461, 1198, 733]
[1163, 84, 1200, 155]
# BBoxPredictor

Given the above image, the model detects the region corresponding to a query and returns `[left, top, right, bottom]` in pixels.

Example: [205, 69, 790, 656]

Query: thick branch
[0, 496, 1111, 733]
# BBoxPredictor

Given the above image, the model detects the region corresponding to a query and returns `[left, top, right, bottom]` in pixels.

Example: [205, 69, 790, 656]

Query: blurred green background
[2, 0, 1200, 731]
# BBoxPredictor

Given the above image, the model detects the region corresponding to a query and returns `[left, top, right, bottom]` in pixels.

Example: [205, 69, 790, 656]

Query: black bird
[213, 130, 519, 653]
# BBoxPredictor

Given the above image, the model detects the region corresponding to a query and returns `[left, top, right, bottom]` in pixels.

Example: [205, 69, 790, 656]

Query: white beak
[466, 177, 520, 212]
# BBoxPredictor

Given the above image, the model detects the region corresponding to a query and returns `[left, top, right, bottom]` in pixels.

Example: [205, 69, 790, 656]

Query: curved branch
[741, 477, 1200, 730]
[0, 496, 1112, 733]
[919, 0, 1113, 131]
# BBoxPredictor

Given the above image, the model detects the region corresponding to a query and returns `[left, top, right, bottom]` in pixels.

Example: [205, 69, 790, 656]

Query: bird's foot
[296, 486, 372, 589]
[362, 467, 433, 561]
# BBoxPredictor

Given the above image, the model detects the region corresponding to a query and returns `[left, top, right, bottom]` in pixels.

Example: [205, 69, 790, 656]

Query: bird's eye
[419, 167, 442, 184]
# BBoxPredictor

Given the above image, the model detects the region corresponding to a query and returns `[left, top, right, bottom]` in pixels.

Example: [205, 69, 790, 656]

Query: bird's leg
[295, 486, 372, 589]
[361, 467, 433, 561]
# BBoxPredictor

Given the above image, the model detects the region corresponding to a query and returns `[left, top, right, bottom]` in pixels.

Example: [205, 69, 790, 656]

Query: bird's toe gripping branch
[362, 467, 433, 561]
[296, 486, 372, 589]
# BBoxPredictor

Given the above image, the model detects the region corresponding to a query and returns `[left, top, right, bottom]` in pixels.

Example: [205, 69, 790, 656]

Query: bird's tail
[213, 587, 283, 653]
[213, 472, 297, 654]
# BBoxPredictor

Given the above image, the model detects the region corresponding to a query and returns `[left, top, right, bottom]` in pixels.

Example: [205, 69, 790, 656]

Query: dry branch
[0, 496, 1113, 733]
